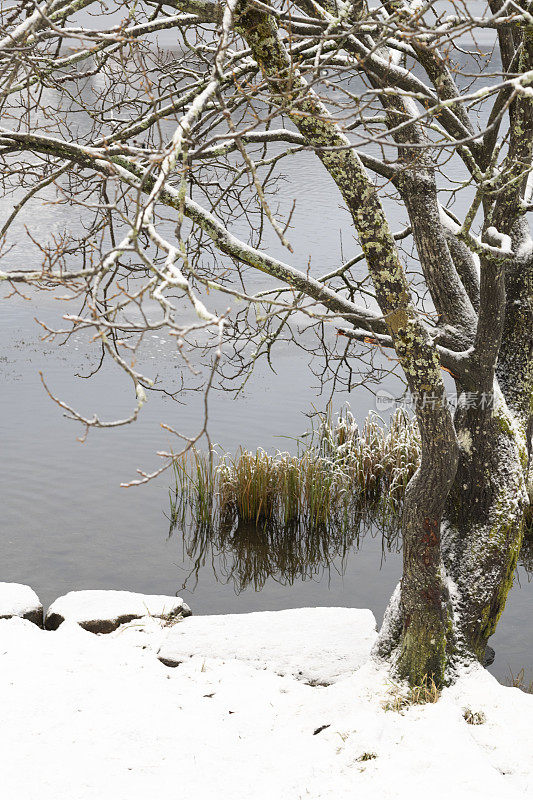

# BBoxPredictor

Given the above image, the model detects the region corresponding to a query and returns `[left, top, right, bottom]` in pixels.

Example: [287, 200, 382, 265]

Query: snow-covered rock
[0, 582, 43, 627]
[156, 607, 377, 683]
[45, 589, 191, 633]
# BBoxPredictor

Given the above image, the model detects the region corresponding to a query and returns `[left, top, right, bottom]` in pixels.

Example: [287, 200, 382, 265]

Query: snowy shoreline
[1, 583, 532, 799]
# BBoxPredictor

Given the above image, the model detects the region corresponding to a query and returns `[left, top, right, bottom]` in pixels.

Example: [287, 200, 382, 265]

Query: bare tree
[1, 0, 532, 686]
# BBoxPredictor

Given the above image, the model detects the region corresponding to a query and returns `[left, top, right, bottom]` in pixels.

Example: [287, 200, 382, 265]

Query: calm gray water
[1, 19, 532, 685]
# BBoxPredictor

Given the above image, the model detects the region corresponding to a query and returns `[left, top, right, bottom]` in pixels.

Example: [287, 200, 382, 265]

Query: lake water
[1, 20, 532, 685]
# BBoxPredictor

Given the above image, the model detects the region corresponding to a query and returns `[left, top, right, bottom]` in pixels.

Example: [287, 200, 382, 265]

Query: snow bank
[1, 608, 532, 799]
[155, 607, 377, 683]
[45, 589, 191, 633]
[0, 581, 43, 626]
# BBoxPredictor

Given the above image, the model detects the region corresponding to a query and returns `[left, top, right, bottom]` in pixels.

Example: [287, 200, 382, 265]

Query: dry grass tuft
[506, 667, 533, 694]
[356, 752, 377, 762]
[382, 675, 440, 712]
[315, 406, 420, 514]
[463, 708, 486, 725]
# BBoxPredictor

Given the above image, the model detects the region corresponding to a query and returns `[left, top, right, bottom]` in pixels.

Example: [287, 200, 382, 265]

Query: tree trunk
[395, 408, 458, 686]
[375, 387, 528, 681]
[446, 223, 533, 664]
[444, 387, 528, 663]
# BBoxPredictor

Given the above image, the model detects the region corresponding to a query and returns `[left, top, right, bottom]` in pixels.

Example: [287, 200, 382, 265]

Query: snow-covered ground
[1, 606, 532, 800]
[153, 606, 377, 682]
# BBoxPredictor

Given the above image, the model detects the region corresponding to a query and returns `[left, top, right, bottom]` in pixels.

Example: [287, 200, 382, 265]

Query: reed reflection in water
[173, 511, 402, 594]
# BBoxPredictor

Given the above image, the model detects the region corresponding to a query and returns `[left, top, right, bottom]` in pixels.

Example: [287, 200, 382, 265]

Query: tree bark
[395, 407, 458, 685]
[444, 387, 528, 662]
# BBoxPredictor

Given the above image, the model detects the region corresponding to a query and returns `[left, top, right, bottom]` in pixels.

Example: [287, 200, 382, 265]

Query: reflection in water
[172, 504, 533, 610]
[172, 512, 400, 594]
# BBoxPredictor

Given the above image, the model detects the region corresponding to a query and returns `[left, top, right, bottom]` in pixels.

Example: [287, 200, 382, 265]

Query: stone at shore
[45, 590, 191, 633]
[156, 607, 377, 683]
[0, 582, 43, 627]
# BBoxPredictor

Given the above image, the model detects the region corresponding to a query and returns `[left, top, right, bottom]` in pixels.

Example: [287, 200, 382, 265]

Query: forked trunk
[376, 385, 529, 685]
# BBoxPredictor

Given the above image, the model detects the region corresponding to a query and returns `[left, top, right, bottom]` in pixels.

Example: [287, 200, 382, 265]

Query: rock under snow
[45, 589, 191, 633]
[156, 607, 377, 684]
[0, 582, 43, 627]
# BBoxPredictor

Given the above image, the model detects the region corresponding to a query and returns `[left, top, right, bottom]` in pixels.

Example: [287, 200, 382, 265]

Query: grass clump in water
[314, 406, 420, 516]
[169, 407, 420, 590]
[171, 407, 420, 531]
